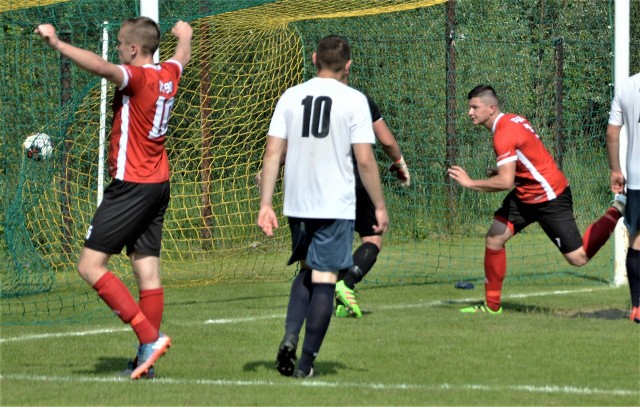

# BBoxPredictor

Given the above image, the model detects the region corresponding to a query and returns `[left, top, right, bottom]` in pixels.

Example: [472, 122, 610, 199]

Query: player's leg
[624, 189, 640, 322]
[126, 181, 172, 380]
[129, 183, 169, 333]
[483, 218, 513, 311]
[79, 181, 159, 348]
[336, 188, 379, 317]
[344, 235, 381, 289]
[628, 232, 640, 322]
[295, 219, 353, 378]
[461, 190, 523, 314]
[79, 247, 158, 345]
[276, 218, 313, 376]
[545, 187, 623, 266]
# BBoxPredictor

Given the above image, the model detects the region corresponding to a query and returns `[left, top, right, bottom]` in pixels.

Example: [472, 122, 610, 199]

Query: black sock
[284, 268, 312, 343]
[627, 248, 640, 307]
[343, 242, 380, 289]
[298, 283, 334, 374]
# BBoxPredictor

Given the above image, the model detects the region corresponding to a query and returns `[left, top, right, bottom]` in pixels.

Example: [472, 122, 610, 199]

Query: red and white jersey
[109, 60, 183, 183]
[493, 113, 568, 204]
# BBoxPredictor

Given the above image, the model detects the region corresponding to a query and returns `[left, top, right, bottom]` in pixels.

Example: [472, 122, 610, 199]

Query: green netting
[1, 0, 638, 324]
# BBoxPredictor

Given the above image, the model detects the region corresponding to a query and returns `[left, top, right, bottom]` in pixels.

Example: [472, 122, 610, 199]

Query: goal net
[0, 0, 629, 323]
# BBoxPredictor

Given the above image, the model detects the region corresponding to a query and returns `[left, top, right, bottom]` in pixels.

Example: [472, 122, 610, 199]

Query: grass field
[1, 279, 638, 405]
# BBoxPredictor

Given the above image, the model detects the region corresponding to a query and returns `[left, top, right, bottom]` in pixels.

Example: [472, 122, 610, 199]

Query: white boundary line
[0, 286, 636, 398]
[0, 373, 636, 397]
[0, 286, 613, 343]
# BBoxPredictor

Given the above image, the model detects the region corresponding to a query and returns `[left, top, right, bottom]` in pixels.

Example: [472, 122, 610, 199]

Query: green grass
[1, 280, 638, 405]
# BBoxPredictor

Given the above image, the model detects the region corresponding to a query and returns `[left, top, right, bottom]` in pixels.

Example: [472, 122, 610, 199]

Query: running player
[35, 18, 192, 378]
[448, 84, 625, 314]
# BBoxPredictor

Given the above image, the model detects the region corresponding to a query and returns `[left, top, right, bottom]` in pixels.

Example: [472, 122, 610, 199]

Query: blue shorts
[287, 218, 354, 271]
[624, 189, 640, 236]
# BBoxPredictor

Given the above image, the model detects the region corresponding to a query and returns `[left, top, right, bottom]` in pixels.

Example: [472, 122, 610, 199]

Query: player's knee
[564, 251, 588, 267]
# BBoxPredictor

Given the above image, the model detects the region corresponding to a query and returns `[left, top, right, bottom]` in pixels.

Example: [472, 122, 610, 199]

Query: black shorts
[287, 218, 354, 271]
[355, 187, 379, 237]
[84, 180, 170, 257]
[494, 186, 583, 254]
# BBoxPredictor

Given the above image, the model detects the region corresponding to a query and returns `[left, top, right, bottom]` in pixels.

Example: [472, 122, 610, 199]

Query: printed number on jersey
[149, 96, 175, 139]
[301, 95, 332, 138]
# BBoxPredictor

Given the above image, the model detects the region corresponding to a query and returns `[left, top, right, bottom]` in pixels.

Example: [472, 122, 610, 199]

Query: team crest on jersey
[159, 80, 174, 94]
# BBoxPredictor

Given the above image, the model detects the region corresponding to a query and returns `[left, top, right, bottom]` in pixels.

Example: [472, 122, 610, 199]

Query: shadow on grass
[243, 359, 350, 377]
[75, 356, 132, 376]
[440, 300, 627, 321]
[502, 301, 627, 320]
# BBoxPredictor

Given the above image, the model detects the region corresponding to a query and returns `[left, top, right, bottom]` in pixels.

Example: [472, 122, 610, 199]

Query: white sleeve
[350, 93, 375, 144]
[608, 91, 623, 126]
[267, 94, 288, 139]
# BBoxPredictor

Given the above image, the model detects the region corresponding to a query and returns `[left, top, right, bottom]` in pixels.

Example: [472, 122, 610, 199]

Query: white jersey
[609, 72, 640, 189]
[268, 77, 375, 219]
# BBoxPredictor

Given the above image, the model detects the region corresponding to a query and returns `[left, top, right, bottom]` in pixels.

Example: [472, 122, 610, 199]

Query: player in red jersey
[35, 17, 192, 378]
[448, 85, 625, 314]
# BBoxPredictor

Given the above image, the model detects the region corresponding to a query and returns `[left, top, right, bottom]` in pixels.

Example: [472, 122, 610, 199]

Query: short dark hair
[315, 35, 350, 72]
[467, 84, 499, 105]
[121, 17, 161, 56]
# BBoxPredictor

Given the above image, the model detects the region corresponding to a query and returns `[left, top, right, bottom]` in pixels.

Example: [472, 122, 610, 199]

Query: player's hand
[34, 24, 60, 49]
[447, 165, 473, 188]
[610, 170, 625, 194]
[171, 20, 193, 39]
[257, 206, 278, 236]
[371, 207, 389, 235]
[389, 156, 410, 187]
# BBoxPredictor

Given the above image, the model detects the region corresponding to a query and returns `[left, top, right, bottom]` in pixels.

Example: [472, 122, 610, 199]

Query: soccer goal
[0, 0, 631, 323]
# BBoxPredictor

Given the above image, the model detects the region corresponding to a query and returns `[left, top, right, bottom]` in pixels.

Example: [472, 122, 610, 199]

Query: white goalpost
[612, 0, 630, 287]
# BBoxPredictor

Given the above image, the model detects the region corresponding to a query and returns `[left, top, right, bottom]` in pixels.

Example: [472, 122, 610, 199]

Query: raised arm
[35, 24, 124, 87]
[169, 21, 193, 68]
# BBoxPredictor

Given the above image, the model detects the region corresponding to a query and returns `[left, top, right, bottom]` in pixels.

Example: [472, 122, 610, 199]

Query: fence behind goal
[0, 0, 633, 323]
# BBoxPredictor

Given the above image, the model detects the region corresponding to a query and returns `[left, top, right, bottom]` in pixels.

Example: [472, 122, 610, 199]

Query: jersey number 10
[301, 95, 332, 138]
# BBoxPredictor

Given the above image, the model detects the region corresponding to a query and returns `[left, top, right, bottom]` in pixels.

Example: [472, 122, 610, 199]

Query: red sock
[93, 272, 157, 344]
[582, 208, 621, 259]
[485, 247, 506, 311]
[139, 288, 164, 332]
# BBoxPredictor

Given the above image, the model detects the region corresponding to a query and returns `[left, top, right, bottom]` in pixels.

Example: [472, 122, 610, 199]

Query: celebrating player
[258, 35, 388, 378]
[35, 18, 192, 378]
[448, 85, 625, 314]
[606, 72, 640, 323]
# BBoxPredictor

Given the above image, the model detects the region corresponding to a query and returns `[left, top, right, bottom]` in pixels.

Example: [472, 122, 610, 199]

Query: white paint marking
[0, 287, 614, 343]
[0, 327, 129, 344]
[0, 374, 636, 397]
[204, 315, 284, 324]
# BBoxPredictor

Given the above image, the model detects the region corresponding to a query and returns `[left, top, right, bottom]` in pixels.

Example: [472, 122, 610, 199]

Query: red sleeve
[493, 122, 518, 167]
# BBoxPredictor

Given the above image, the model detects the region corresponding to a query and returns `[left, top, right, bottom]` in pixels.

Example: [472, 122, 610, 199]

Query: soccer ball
[23, 133, 53, 160]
